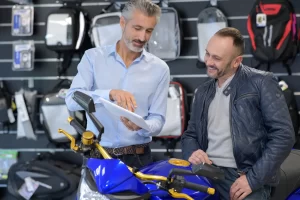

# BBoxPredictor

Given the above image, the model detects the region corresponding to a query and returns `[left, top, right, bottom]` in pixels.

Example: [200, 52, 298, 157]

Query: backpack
[0, 81, 15, 133]
[89, 2, 122, 48]
[40, 79, 86, 146]
[195, 0, 228, 69]
[279, 80, 300, 137]
[0, 81, 12, 125]
[45, 0, 91, 77]
[196, 0, 228, 66]
[247, 0, 299, 75]
[7, 152, 82, 200]
[152, 81, 188, 158]
[156, 81, 187, 138]
[147, 1, 183, 62]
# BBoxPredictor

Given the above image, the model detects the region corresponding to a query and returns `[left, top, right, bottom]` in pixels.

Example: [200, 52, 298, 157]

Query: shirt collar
[108, 40, 152, 63]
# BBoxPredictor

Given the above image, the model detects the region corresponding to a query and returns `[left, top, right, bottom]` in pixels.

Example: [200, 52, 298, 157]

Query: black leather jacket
[181, 64, 295, 191]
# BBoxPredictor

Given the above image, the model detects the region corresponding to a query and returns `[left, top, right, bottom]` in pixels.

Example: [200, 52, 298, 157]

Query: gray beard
[124, 38, 144, 52]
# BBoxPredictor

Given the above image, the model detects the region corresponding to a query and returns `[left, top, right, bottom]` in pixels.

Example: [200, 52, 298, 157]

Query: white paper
[197, 22, 227, 62]
[99, 98, 151, 131]
[18, 177, 39, 200]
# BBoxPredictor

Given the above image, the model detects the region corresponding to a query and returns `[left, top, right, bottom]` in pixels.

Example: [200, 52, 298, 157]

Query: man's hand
[230, 175, 252, 200]
[109, 90, 137, 112]
[121, 117, 141, 131]
[188, 150, 212, 165]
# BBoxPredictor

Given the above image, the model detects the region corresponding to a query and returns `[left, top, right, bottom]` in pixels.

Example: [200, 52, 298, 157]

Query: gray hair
[122, 0, 161, 22]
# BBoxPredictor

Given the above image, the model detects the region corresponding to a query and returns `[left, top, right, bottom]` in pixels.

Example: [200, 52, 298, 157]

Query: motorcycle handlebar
[184, 181, 215, 195]
[60, 118, 215, 199]
[68, 117, 86, 135]
[64, 119, 169, 182]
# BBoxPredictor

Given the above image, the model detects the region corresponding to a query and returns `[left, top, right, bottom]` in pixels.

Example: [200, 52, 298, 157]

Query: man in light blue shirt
[65, 0, 170, 168]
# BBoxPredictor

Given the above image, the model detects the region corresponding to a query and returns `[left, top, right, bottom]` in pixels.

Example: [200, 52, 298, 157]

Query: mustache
[133, 40, 146, 45]
[207, 65, 218, 70]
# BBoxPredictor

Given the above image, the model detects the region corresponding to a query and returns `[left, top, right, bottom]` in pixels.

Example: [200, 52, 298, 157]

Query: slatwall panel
[0, 0, 300, 193]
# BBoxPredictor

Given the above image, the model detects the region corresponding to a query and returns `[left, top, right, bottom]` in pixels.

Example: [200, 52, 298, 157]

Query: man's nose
[206, 56, 214, 66]
[138, 31, 147, 41]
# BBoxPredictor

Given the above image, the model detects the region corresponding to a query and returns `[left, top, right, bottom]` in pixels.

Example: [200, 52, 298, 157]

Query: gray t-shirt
[206, 74, 237, 168]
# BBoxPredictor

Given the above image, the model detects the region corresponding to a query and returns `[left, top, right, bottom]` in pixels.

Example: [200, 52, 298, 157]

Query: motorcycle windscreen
[45, 13, 74, 47]
[147, 7, 181, 61]
[90, 12, 122, 47]
[197, 7, 228, 62]
[77, 167, 110, 200]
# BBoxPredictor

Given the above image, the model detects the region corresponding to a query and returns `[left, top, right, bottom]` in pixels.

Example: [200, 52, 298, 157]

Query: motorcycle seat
[271, 149, 300, 200]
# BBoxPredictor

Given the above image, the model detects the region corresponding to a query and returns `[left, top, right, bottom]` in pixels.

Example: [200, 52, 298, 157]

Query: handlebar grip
[184, 181, 215, 195]
[68, 117, 86, 135]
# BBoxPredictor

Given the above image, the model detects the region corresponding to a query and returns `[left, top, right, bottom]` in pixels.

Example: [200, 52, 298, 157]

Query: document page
[99, 98, 151, 131]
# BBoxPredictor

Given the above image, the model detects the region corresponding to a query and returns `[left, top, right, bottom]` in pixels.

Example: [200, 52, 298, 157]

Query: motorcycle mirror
[72, 91, 104, 141]
[72, 91, 96, 113]
[192, 163, 225, 181]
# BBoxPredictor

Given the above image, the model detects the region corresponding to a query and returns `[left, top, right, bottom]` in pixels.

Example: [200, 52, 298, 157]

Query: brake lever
[59, 117, 104, 159]
[58, 129, 79, 152]
[168, 189, 193, 200]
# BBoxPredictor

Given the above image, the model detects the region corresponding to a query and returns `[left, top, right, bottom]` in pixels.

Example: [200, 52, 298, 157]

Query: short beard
[122, 23, 144, 53]
[124, 37, 144, 52]
[217, 63, 232, 78]
[207, 62, 232, 79]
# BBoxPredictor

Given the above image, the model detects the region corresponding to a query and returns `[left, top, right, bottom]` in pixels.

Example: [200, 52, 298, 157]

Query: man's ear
[233, 56, 243, 68]
[120, 16, 126, 31]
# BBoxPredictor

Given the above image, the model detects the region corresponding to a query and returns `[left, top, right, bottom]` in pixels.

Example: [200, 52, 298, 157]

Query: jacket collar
[222, 64, 244, 96]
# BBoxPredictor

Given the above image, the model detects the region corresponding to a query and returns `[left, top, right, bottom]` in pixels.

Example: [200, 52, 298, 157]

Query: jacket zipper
[230, 92, 243, 174]
[202, 84, 216, 151]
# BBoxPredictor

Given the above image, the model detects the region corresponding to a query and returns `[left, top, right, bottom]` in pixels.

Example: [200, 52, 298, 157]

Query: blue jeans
[211, 167, 272, 200]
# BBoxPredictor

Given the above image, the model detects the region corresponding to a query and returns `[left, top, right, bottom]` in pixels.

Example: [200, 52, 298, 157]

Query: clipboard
[99, 98, 151, 131]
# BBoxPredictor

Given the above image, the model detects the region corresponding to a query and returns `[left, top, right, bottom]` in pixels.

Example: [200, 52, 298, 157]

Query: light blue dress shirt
[65, 42, 170, 148]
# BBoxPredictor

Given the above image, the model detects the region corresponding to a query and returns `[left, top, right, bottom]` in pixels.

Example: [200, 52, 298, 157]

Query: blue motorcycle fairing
[139, 159, 215, 199]
[287, 188, 300, 200]
[87, 158, 149, 195]
[148, 195, 218, 200]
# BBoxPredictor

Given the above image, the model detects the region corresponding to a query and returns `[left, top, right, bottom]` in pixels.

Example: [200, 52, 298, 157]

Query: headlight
[77, 169, 110, 200]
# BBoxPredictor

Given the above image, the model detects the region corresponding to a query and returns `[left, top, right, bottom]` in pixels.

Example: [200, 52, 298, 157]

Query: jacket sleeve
[181, 88, 201, 160]
[246, 74, 295, 191]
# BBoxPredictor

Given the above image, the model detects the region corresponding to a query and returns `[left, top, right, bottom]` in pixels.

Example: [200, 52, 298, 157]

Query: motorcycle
[59, 91, 300, 200]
